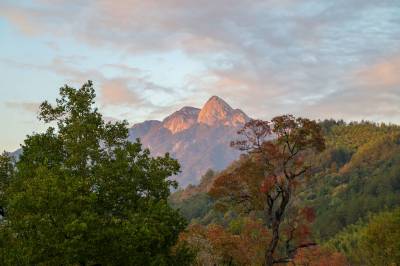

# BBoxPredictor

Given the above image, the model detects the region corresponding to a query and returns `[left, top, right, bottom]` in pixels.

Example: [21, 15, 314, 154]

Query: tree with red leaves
[210, 115, 325, 266]
[178, 218, 269, 265]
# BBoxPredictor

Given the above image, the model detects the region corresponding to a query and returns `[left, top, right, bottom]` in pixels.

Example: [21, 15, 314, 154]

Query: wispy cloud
[1, 0, 400, 123]
[4, 101, 40, 113]
[100, 78, 143, 106]
[0, 57, 165, 110]
[356, 56, 400, 88]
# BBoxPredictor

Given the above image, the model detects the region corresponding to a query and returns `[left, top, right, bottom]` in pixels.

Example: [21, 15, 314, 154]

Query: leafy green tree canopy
[0, 81, 191, 265]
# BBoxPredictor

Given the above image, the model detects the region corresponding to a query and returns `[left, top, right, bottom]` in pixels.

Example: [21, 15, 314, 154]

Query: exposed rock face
[130, 120, 161, 137]
[163, 107, 200, 134]
[129, 96, 251, 187]
[197, 96, 249, 126]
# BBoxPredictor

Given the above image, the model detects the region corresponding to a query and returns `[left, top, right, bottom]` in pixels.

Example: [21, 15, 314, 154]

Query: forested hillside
[304, 120, 400, 240]
[170, 120, 400, 264]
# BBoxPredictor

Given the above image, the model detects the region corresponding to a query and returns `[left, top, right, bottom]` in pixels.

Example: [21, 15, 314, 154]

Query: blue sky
[1, 0, 400, 151]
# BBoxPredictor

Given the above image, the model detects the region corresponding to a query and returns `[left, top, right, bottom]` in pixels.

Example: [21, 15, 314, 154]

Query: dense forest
[1, 82, 399, 265]
[170, 120, 400, 265]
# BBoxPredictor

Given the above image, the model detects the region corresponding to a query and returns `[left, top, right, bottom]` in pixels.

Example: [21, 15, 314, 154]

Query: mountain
[197, 96, 248, 127]
[129, 96, 250, 187]
[9, 149, 22, 160]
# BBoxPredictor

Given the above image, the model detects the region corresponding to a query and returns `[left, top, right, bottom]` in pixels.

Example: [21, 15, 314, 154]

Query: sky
[1, 0, 400, 152]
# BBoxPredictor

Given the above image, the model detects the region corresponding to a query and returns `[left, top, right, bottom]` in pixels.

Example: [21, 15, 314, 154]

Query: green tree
[0, 81, 192, 265]
[0, 152, 13, 218]
[328, 208, 400, 265]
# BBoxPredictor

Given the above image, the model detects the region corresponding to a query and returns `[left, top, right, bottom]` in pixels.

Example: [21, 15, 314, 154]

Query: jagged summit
[162, 106, 200, 134]
[197, 96, 233, 125]
[198, 96, 249, 126]
[132, 96, 249, 135]
[205, 96, 233, 110]
[128, 96, 252, 186]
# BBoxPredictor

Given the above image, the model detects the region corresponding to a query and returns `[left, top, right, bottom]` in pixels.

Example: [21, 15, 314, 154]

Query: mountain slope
[169, 120, 400, 239]
[129, 96, 250, 186]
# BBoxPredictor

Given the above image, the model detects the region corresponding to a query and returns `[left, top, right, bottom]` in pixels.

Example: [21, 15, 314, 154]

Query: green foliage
[327, 208, 400, 265]
[0, 152, 14, 217]
[170, 192, 214, 222]
[0, 81, 192, 265]
[302, 121, 400, 240]
[169, 169, 220, 224]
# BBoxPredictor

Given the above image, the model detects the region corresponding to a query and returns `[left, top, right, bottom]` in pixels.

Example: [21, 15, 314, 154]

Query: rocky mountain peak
[198, 96, 233, 125]
[126, 96, 253, 185]
[197, 96, 249, 126]
[162, 106, 200, 134]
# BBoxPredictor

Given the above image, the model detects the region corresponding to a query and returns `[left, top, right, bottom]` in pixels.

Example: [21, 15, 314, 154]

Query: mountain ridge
[129, 96, 251, 186]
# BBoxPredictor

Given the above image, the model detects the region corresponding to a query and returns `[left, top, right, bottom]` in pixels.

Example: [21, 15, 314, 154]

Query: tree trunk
[264, 190, 290, 266]
[265, 221, 280, 266]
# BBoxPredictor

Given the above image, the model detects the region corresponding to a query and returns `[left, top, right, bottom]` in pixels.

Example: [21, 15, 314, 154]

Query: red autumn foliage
[301, 207, 316, 223]
[210, 115, 326, 265]
[179, 219, 270, 266]
[260, 176, 277, 193]
[293, 246, 348, 266]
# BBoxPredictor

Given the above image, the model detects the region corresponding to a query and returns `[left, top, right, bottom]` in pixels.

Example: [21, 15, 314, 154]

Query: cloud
[0, 3, 41, 35]
[103, 64, 142, 75]
[356, 56, 400, 88]
[1, 0, 400, 123]
[300, 87, 400, 123]
[0, 57, 165, 108]
[102, 116, 122, 123]
[299, 56, 400, 122]
[4, 101, 40, 113]
[100, 78, 143, 106]
[3, 0, 396, 55]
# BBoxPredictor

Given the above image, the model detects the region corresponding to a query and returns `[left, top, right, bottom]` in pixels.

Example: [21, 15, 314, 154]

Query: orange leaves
[208, 172, 237, 198]
[232, 119, 272, 152]
[225, 115, 326, 197]
[208, 155, 266, 211]
[293, 224, 312, 242]
[210, 115, 326, 265]
[301, 207, 316, 223]
[179, 219, 269, 266]
[260, 175, 277, 193]
[294, 155, 305, 169]
[281, 207, 316, 251]
[293, 246, 348, 266]
[261, 140, 279, 153]
[271, 115, 326, 154]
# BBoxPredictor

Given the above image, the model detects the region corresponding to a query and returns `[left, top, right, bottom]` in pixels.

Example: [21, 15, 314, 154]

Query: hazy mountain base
[169, 120, 400, 262]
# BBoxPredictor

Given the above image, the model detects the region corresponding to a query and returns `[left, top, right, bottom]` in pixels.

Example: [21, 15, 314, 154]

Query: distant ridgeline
[169, 120, 400, 241]
[10, 96, 250, 188]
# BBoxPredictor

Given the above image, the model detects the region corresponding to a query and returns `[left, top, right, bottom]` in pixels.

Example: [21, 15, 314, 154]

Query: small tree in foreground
[210, 116, 325, 265]
[0, 81, 192, 265]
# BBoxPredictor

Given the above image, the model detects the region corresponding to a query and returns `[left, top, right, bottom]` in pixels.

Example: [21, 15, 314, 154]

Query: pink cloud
[0, 5, 40, 35]
[100, 78, 142, 106]
[357, 57, 400, 88]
